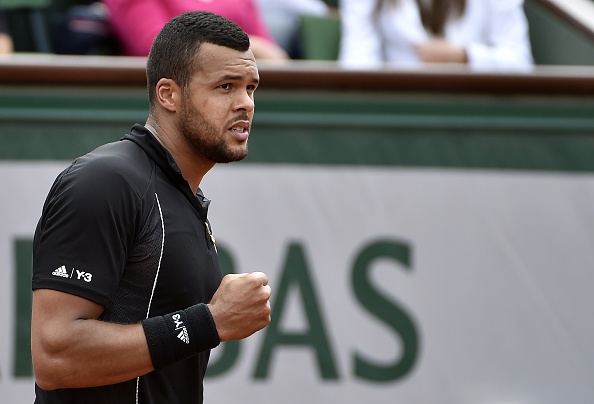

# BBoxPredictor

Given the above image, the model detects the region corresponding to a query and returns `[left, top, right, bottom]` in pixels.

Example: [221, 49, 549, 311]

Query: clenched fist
[208, 272, 271, 341]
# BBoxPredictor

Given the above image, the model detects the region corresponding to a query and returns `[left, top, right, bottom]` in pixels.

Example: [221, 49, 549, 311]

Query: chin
[218, 149, 248, 164]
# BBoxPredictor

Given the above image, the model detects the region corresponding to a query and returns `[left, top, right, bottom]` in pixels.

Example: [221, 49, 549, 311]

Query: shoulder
[44, 139, 156, 218]
[66, 139, 154, 196]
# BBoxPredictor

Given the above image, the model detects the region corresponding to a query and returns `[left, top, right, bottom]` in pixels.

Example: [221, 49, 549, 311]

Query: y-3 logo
[75, 270, 93, 283]
[172, 313, 190, 344]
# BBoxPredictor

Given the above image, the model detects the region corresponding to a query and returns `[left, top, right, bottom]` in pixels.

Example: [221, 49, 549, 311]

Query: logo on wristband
[172, 313, 190, 344]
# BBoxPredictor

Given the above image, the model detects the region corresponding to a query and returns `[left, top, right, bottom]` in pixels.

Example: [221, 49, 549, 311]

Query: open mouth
[229, 126, 248, 133]
[228, 121, 250, 140]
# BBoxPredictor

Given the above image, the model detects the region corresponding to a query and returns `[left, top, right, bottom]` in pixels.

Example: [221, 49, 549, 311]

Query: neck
[145, 116, 213, 195]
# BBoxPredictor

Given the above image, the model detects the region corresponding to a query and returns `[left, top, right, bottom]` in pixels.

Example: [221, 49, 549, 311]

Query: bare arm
[415, 39, 468, 64]
[32, 272, 271, 390]
[31, 289, 153, 391]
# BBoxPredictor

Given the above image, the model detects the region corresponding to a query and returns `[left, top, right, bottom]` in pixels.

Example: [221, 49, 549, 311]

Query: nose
[234, 90, 255, 113]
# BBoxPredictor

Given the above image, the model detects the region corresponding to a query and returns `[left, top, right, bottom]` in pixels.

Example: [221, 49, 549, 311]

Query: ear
[155, 78, 181, 112]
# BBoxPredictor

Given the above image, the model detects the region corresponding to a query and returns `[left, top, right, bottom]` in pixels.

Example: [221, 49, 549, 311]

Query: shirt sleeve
[32, 156, 141, 308]
[102, 0, 171, 56]
[466, 0, 534, 70]
[338, 0, 384, 67]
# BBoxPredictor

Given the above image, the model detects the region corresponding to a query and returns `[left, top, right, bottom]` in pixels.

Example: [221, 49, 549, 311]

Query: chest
[150, 179, 222, 313]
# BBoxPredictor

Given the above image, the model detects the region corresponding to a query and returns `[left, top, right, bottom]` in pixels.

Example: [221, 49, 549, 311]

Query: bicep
[31, 289, 103, 388]
[33, 288, 104, 327]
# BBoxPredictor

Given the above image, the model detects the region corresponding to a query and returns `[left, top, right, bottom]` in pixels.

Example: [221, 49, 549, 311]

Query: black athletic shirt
[32, 124, 223, 403]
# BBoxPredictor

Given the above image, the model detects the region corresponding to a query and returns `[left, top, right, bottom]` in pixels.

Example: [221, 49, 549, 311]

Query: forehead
[192, 42, 259, 83]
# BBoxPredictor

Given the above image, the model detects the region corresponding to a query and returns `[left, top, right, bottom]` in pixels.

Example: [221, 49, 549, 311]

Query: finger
[223, 273, 246, 281]
[250, 271, 269, 286]
[257, 285, 271, 303]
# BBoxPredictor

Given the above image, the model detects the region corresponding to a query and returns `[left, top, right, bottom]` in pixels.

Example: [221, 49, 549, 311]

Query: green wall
[1, 85, 594, 171]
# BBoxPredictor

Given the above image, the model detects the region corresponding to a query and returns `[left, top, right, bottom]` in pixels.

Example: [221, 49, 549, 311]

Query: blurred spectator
[0, 10, 14, 54]
[53, 2, 117, 55]
[339, 0, 533, 70]
[256, 0, 336, 58]
[101, 0, 289, 60]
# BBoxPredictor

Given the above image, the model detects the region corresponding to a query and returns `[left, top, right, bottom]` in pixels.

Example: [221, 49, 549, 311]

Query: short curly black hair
[146, 11, 250, 108]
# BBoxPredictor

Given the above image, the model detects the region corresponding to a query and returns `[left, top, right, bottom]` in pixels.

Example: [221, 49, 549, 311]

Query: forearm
[32, 271, 272, 391]
[32, 289, 153, 390]
[415, 40, 468, 64]
[33, 317, 153, 390]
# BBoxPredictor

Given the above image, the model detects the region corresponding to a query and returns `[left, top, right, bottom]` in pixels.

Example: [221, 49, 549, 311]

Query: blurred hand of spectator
[339, 0, 533, 70]
[415, 39, 467, 64]
[0, 33, 13, 54]
[0, 11, 13, 54]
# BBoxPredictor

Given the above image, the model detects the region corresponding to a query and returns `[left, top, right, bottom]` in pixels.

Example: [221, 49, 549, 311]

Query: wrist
[142, 303, 220, 371]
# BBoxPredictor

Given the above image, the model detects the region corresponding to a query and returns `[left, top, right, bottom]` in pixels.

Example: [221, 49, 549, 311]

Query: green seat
[299, 14, 341, 61]
[0, 0, 49, 8]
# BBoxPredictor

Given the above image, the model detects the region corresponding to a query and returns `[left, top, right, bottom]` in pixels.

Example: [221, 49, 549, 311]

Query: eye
[220, 83, 232, 90]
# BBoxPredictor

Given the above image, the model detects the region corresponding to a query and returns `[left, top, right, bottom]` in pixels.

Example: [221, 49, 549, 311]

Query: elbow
[35, 377, 58, 392]
[33, 348, 68, 391]
[33, 358, 62, 391]
[32, 332, 73, 391]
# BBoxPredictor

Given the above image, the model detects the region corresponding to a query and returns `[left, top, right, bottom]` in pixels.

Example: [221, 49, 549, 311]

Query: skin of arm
[415, 0, 532, 68]
[32, 42, 271, 392]
[31, 289, 154, 391]
[31, 273, 271, 390]
[415, 39, 468, 64]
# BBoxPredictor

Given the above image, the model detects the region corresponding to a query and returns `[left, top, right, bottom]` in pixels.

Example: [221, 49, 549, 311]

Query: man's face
[179, 43, 259, 164]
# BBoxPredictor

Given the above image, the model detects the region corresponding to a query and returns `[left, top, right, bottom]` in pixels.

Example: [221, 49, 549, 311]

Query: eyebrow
[219, 74, 260, 84]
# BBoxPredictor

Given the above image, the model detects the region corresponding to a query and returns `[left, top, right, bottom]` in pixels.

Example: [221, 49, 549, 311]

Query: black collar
[122, 124, 210, 219]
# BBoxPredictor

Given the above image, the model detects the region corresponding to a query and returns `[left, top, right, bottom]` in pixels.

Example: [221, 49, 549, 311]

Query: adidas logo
[51, 265, 70, 278]
[177, 328, 190, 344]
